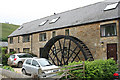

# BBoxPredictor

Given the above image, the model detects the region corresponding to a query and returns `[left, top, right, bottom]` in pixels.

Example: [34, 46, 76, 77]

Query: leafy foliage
[62, 59, 118, 79]
[1, 66, 14, 72]
[1, 47, 15, 65]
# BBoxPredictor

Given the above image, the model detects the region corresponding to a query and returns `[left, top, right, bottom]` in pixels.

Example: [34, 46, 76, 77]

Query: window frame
[100, 23, 117, 37]
[23, 35, 30, 43]
[52, 31, 56, 37]
[65, 29, 69, 36]
[10, 37, 13, 44]
[39, 33, 46, 41]
[26, 59, 32, 65]
[32, 60, 40, 67]
[23, 48, 30, 53]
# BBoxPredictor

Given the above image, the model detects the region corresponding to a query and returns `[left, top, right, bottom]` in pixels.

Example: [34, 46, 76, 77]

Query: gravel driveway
[13, 68, 22, 74]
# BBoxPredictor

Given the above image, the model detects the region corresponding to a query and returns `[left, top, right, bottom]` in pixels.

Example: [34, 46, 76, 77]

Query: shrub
[1, 66, 14, 72]
[62, 59, 118, 79]
[1, 47, 15, 65]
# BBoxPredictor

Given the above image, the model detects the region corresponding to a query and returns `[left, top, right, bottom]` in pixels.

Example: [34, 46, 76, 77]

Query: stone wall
[8, 20, 119, 61]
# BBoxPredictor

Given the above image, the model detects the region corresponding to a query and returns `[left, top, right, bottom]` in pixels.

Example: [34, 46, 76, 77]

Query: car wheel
[22, 69, 27, 75]
[42, 72, 46, 78]
[18, 62, 23, 68]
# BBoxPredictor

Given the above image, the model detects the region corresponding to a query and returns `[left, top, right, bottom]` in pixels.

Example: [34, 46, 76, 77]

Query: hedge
[63, 59, 118, 79]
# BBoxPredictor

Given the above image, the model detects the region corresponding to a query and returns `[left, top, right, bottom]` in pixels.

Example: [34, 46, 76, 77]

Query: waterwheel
[43, 35, 94, 66]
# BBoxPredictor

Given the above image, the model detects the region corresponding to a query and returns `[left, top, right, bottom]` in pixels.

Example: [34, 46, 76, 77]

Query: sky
[0, 0, 105, 25]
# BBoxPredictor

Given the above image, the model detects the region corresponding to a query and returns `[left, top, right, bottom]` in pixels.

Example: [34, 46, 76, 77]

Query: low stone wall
[0, 68, 31, 78]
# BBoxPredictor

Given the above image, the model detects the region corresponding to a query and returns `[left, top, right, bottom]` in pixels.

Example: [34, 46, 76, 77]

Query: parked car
[7, 53, 34, 68]
[22, 58, 59, 78]
[113, 71, 120, 80]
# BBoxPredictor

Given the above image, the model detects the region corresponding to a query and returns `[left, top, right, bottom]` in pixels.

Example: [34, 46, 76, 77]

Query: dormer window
[18, 25, 23, 30]
[104, 3, 118, 11]
[39, 20, 48, 26]
[49, 17, 60, 24]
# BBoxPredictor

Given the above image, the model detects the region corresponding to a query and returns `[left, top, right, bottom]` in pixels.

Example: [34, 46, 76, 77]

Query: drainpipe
[118, 20, 120, 71]
[31, 34, 32, 53]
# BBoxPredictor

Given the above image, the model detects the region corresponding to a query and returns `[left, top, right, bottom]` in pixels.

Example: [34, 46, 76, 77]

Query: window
[53, 47, 56, 55]
[100, 23, 117, 37]
[65, 29, 69, 35]
[18, 48, 20, 53]
[10, 37, 13, 44]
[63, 47, 67, 58]
[39, 33, 46, 41]
[49, 17, 60, 24]
[39, 20, 48, 26]
[32, 60, 39, 67]
[52, 31, 56, 37]
[104, 3, 118, 11]
[26, 59, 32, 65]
[23, 48, 30, 53]
[18, 25, 23, 30]
[18, 36, 20, 43]
[10, 49, 14, 53]
[23, 35, 30, 42]
[39, 48, 44, 58]
[38, 59, 52, 67]
[10, 55, 15, 59]
[17, 54, 33, 58]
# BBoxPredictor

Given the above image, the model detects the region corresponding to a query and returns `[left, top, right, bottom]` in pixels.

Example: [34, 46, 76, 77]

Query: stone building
[8, 0, 120, 65]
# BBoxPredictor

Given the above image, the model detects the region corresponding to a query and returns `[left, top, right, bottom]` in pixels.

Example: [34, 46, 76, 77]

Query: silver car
[7, 53, 33, 68]
[22, 58, 59, 78]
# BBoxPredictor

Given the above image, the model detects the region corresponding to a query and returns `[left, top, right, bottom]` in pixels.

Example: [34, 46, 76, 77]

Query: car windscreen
[38, 59, 52, 67]
[10, 55, 15, 58]
[17, 54, 33, 58]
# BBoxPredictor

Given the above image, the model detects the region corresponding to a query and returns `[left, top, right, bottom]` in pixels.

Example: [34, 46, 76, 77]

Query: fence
[0, 62, 85, 80]
[37, 62, 85, 79]
[0, 68, 31, 79]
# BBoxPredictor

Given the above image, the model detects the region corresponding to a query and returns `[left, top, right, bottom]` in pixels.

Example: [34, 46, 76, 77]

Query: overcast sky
[0, 0, 104, 25]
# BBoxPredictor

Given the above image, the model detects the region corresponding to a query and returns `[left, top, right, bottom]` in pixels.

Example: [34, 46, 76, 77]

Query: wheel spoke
[66, 46, 78, 64]
[48, 53, 56, 65]
[62, 38, 66, 65]
[71, 49, 81, 63]
[50, 48, 62, 65]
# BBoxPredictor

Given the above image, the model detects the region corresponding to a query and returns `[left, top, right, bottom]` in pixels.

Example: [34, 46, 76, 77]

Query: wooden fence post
[83, 62, 85, 79]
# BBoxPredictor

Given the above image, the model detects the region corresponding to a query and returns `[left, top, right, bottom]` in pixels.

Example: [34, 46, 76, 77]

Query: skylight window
[18, 25, 23, 30]
[39, 20, 48, 26]
[49, 17, 60, 24]
[104, 3, 118, 11]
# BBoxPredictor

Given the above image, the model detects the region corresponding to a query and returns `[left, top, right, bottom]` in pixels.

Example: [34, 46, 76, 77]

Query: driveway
[13, 68, 22, 74]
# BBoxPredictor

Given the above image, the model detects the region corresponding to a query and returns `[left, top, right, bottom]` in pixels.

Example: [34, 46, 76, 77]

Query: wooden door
[107, 44, 117, 62]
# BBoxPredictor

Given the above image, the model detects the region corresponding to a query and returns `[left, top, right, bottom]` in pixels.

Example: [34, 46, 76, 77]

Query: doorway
[107, 43, 117, 62]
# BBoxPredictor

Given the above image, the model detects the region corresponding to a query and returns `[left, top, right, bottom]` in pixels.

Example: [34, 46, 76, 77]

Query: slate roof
[8, 0, 120, 37]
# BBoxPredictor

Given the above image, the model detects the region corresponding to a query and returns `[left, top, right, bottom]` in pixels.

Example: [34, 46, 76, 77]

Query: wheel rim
[43, 35, 94, 66]
[18, 62, 22, 67]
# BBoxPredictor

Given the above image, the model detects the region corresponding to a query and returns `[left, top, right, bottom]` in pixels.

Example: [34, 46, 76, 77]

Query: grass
[0, 23, 19, 41]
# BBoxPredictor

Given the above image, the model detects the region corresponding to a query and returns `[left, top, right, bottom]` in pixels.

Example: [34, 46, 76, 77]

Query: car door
[31, 60, 40, 75]
[24, 59, 32, 74]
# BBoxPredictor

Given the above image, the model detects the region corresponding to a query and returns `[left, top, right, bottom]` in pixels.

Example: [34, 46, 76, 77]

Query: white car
[7, 53, 34, 67]
[22, 58, 59, 78]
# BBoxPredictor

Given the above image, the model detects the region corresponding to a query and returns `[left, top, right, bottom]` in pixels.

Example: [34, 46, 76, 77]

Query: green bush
[1, 66, 14, 72]
[62, 59, 118, 79]
[1, 47, 15, 65]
